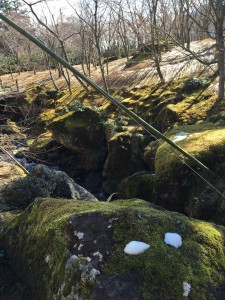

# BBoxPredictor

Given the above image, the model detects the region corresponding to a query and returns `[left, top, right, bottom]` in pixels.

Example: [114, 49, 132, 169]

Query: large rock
[103, 128, 152, 194]
[2, 198, 225, 299]
[48, 108, 106, 153]
[2, 164, 97, 209]
[31, 164, 98, 201]
[154, 124, 225, 224]
[118, 171, 155, 202]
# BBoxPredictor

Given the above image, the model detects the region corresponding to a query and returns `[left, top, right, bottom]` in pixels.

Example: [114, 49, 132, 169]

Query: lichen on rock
[2, 198, 225, 299]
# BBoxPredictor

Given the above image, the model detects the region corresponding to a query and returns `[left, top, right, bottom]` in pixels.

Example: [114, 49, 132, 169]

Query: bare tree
[22, 0, 89, 94]
[67, 0, 109, 92]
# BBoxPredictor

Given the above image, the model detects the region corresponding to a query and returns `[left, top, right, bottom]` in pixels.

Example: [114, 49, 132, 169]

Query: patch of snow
[172, 131, 190, 143]
[183, 281, 191, 297]
[65, 255, 78, 270]
[164, 232, 182, 248]
[124, 241, 150, 255]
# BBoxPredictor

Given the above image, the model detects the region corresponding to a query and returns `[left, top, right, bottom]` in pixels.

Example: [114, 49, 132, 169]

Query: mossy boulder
[118, 171, 155, 202]
[2, 198, 225, 299]
[48, 108, 106, 153]
[103, 129, 152, 194]
[143, 141, 160, 172]
[154, 124, 225, 224]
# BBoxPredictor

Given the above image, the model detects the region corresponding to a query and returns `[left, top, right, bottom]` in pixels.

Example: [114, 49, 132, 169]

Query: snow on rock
[183, 281, 191, 297]
[172, 131, 189, 143]
[124, 241, 150, 255]
[164, 232, 182, 248]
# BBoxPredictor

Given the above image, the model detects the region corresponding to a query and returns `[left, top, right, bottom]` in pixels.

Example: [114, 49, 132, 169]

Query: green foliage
[182, 77, 209, 94]
[2, 173, 56, 209]
[46, 88, 59, 100]
[67, 100, 85, 112]
[56, 100, 85, 116]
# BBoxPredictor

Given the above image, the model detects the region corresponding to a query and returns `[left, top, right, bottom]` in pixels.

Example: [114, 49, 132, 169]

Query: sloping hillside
[0, 39, 218, 93]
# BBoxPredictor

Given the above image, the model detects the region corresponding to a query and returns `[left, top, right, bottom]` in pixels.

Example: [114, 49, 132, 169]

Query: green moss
[119, 171, 155, 201]
[154, 123, 225, 222]
[103, 204, 225, 300]
[155, 124, 225, 174]
[30, 131, 53, 151]
[2, 199, 225, 299]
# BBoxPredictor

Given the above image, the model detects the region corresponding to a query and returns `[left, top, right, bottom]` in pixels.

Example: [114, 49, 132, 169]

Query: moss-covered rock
[2, 198, 225, 299]
[118, 171, 155, 202]
[48, 107, 106, 154]
[143, 141, 160, 172]
[154, 124, 225, 224]
[103, 129, 152, 194]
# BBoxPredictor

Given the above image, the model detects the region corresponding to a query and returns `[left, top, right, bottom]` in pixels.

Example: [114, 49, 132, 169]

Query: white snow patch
[183, 281, 191, 297]
[172, 131, 189, 142]
[164, 232, 182, 248]
[124, 241, 150, 255]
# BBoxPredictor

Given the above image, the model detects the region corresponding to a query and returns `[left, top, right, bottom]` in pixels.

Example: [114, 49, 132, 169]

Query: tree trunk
[215, 0, 225, 100]
[217, 39, 225, 100]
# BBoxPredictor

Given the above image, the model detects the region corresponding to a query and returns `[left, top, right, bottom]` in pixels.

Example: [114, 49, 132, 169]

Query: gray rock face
[68, 212, 143, 300]
[32, 164, 98, 201]
[90, 272, 143, 300]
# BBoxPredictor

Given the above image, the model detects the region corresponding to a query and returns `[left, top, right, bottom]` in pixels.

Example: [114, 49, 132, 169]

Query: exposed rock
[2, 198, 225, 299]
[1, 164, 97, 210]
[90, 271, 143, 300]
[118, 171, 154, 202]
[31, 164, 98, 201]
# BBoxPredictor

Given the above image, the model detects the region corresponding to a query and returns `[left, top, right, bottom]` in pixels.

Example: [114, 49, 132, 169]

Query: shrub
[2, 174, 56, 209]
[46, 88, 59, 100]
[182, 77, 209, 93]
[67, 100, 85, 112]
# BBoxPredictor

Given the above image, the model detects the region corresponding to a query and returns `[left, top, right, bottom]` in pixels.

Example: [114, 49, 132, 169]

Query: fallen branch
[0, 146, 29, 175]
